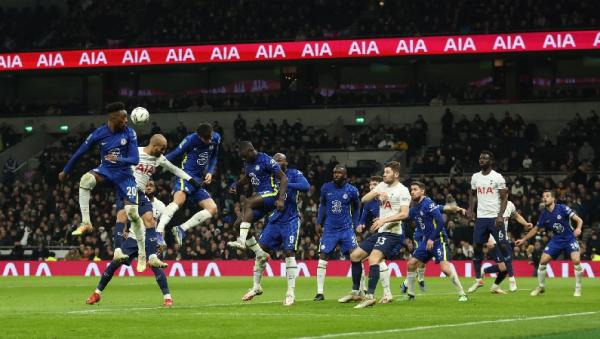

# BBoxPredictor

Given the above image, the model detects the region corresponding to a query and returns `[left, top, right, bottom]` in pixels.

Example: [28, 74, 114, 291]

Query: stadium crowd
[1, 111, 599, 266]
[1, 0, 598, 51]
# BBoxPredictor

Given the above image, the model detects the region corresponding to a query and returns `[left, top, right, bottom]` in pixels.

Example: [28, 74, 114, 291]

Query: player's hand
[203, 173, 213, 185]
[370, 219, 385, 232]
[574, 228, 582, 237]
[189, 178, 202, 189]
[426, 239, 434, 250]
[486, 241, 495, 249]
[379, 192, 389, 202]
[104, 154, 118, 163]
[457, 207, 467, 215]
[356, 224, 365, 233]
[405, 239, 414, 252]
[58, 171, 68, 182]
[524, 222, 533, 230]
[495, 216, 504, 228]
[275, 198, 285, 211]
[515, 239, 525, 246]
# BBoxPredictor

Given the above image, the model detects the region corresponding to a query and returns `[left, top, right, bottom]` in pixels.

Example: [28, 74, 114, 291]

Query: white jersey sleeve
[375, 182, 410, 235]
[157, 155, 192, 181]
[471, 170, 506, 218]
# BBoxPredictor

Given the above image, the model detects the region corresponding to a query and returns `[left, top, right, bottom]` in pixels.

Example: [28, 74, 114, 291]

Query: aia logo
[135, 163, 155, 175]
[477, 187, 493, 194]
[380, 200, 392, 209]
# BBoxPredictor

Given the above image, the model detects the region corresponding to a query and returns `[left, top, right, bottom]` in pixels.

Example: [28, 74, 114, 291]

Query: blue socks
[97, 262, 121, 291]
[145, 228, 158, 256]
[152, 267, 170, 295]
[351, 261, 362, 290]
[367, 264, 380, 295]
[114, 222, 125, 249]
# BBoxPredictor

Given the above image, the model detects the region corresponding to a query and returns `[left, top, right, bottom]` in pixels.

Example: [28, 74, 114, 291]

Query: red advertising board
[1, 260, 598, 278]
[0, 31, 598, 71]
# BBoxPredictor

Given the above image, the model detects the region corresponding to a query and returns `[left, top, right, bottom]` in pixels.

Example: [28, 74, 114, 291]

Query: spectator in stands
[377, 134, 394, 149]
[578, 141, 595, 162]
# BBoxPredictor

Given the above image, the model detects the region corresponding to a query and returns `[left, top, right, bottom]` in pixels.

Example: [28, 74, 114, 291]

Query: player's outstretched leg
[243, 257, 266, 301]
[468, 243, 485, 293]
[112, 211, 129, 263]
[173, 199, 216, 246]
[73, 172, 97, 235]
[245, 236, 270, 264]
[378, 261, 393, 303]
[86, 261, 122, 305]
[284, 256, 297, 306]
[151, 267, 172, 307]
[441, 261, 467, 301]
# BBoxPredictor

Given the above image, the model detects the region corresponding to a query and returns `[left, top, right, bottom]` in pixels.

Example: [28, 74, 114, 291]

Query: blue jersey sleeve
[165, 134, 192, 162]
[63, 130, 98, 173]
[351, 188, 360, 227]
[536, 211, 546, 228]
[437, 205, 445, 214]
[207, 135, 220, 175]
[563, 205, 575, 219]
[317, 185, 327, 225]
[429, 203, 446, 241]
[287, 170, 310, 191]
[116, 129, 139, 165]
[358, 204, 369, 225]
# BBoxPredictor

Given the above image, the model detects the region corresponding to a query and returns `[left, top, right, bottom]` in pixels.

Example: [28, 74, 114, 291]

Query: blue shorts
[319, 228, 358, 255]
[172, 178, 211, 203]
[413, 239, 451, 263]
[116, 191, 153, 216]
[473, 218, 502, 244]
[544, 238, 580, 259]
[259, 217, 300, 252]
[249, 193, 278, 222]
[359, 232, 404, 259]
[93, 167, 137, 204]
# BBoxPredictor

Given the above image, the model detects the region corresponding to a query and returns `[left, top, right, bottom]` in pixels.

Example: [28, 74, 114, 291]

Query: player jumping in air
[227, 142, 288, 262]
[344, 161, 410, 309]
[314, 165, 360, 301]
[516, 190, 584, 297]
[86, 180, 173, 307]
[241, 153, 310, 306]
[467, 151, 510, 293]
[156, 123, 220, 246]
[59, 102, 144, 268]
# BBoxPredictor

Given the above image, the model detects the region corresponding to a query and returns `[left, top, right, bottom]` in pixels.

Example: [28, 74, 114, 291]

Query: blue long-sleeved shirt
[317, 182, 360, 231]
[165, 132, 220, 181]
[63, 124, 139, 173]
[537, 203, 577, 242]
[268, 168, 310, 224]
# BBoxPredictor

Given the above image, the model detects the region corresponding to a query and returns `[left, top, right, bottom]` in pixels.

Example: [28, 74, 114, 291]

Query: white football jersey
[132, 147, 191, 192]
[128, 197, 165, 241]
[471, 170, 506, 218]
[374, 181, 411, 234]
[488, 200, 516, 244]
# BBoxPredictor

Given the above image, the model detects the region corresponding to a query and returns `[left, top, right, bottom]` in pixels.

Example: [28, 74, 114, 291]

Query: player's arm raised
[442, 204, 467, 215]
[59, 132, 96, 181]
[370, 205, 409, 232]
[156, 155, 199, 187]
[512, 211, 533, 229]
[361, 189, 379, 204]
[287, 171, 310, 192]
[515, 225, 539, 246]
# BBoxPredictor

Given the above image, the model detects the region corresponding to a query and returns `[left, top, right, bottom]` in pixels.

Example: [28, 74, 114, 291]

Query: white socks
[245, 237, 268, 258]
[379, 261, 391, 297]
[407, 271, 417, 296]
[78, 173, 96, 225]
[239, 222, 251, 242]
[156, 202, 179, 233]
[417, 267, 425, 283]
[316, 259, 328, 294]
[537, 264, 547, 287]
[359, 267, 366, 292]
[125, 205, 145, 257]
[180, 209, 212, 231]
[253, 258, 267, 290]
[286, 257, 297, 294]
[574, 264, 583, 290]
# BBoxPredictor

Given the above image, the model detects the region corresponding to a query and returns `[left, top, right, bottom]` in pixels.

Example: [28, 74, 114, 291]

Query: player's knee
[498, 262, 507, 272]
[349, 250, 361, 262]
[407, 259, 418, 271]
[124, 204, 140, 221]
[79, 172, 97, 190]
[205, 204, 218, 216]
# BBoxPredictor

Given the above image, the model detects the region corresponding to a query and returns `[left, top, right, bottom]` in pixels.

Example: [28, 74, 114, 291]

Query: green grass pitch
[1, 276, 599, 338]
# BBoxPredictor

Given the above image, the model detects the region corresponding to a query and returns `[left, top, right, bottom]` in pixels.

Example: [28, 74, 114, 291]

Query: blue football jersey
[358, 199, 380, 227]
[269, 168, 310, 223]
[317, 182, 360, 231]
[63, 124, 139, 173]
[165, 132, 220, 181]
[244, 152, 282, 196]
[536, 203, 576, 241]
[409, 197, 447, 242]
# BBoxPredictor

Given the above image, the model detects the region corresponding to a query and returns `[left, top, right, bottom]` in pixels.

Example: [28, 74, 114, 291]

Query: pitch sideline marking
[292, 311, 600, 339]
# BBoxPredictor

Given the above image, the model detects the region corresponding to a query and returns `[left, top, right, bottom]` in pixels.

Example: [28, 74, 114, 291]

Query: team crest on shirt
[121, 138, 127, 145]
[343, 193, 348, 199]
[557, 215, 562, 220]
[255, 165, 260, 171]
[209, 145, 214, 150]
